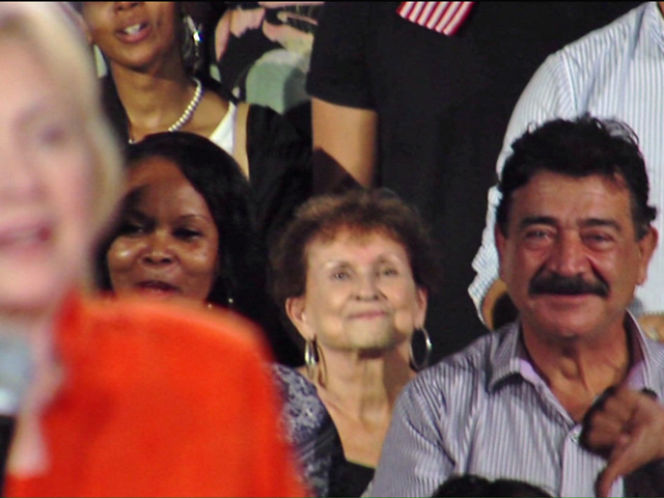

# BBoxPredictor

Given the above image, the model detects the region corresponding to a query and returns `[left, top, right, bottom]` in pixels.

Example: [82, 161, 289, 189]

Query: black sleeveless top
[328, 458, 374, 497]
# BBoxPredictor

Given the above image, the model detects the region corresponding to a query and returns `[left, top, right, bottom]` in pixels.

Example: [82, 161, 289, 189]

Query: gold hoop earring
[304, 337, 318, 379]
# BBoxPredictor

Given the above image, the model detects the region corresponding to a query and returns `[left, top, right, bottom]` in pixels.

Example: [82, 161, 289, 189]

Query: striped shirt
[367, 315, 664, 497]
[469, 2, 664, 320]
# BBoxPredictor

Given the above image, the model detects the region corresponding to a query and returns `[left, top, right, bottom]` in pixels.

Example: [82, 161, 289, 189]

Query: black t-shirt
[307, 1, 640, 359]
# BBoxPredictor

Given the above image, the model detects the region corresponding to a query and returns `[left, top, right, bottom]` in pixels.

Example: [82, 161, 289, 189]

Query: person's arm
[312, 97, 377, 187]
[306, 2, 377, 193]
[469, 53, 575, 327]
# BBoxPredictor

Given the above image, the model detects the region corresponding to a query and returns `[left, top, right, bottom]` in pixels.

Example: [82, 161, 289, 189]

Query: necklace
[128, 77, 204, 144]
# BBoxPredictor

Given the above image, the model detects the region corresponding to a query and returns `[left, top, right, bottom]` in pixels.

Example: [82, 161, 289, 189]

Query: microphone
[0, 330, 33, 494]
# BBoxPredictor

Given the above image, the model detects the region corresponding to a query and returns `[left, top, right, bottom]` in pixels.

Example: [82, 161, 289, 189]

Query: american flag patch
[397, 2, 474, 36]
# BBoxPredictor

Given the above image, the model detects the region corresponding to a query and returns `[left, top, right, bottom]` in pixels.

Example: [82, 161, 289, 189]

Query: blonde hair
[0, 2, 123, 236]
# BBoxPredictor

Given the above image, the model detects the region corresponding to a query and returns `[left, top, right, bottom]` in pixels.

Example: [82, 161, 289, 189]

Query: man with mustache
[368, 116, 664, 497]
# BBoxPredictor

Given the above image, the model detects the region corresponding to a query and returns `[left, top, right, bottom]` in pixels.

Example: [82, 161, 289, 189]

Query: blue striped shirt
[367, 315, 664, 497]
[470, 2, 664, 320]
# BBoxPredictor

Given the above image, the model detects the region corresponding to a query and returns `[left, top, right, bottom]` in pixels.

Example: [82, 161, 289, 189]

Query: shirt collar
[487, 321, 528, 391]
[487, 312, 664, 397]
[624, 311, 664, 397]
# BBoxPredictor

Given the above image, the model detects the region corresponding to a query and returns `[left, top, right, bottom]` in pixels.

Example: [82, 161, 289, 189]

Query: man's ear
[285, 296, 312, 341]
[495, 223, 507, 281]
[636, 226, 658, 285]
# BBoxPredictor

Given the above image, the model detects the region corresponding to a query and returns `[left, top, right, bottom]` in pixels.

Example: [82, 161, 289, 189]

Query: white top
[469, 2, 664, 321]
[208, 101, 237, 156]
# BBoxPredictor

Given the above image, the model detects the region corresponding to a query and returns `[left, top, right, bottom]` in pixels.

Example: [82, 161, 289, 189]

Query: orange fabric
[5, 294, 306, 497]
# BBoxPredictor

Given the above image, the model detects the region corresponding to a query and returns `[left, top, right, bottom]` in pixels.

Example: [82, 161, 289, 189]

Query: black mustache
[529, 272, 609, 297]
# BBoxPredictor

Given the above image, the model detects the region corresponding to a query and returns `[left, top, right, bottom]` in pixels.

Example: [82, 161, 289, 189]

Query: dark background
[193, 2, 643, 364]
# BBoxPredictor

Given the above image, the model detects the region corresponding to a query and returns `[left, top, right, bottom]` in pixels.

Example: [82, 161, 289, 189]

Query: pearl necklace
[128, 77, 204, 144]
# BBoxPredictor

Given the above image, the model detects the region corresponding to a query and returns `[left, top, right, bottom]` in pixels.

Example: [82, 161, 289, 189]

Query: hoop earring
[410, 327, 432, 371]
[181, 13, 202, 73]
[184, 14, 202, 57]
[304, 337, 318, 379]
[92, 44, 108, 77]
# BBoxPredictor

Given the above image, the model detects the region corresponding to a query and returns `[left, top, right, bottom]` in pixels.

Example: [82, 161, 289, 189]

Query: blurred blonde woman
[0, 3, 303, 496]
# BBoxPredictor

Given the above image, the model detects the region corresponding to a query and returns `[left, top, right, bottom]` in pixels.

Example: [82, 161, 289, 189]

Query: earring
[409, 327, 433, 371]
[181, 14, 202, 68]
[304, 337, 318, 379]
[92, 44, 108, 77]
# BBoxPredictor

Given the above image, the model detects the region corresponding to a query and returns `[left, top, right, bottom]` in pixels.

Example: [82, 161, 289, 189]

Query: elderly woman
[97, 131, 299, 363]
[270, 188, 441, 496]
[0, 3, 303, 496]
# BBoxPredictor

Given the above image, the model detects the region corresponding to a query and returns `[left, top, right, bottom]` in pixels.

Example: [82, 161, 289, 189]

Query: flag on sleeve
[397, 2, 474, 36]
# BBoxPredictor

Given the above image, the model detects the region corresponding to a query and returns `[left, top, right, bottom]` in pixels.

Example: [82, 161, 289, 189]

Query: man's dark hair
[496, 115, 657, 239]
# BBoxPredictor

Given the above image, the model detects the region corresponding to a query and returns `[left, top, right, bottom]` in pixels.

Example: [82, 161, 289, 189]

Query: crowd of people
[1, 1, 664, 497]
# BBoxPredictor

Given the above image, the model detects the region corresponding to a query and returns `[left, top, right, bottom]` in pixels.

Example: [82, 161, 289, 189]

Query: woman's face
[287, 229, 428, 353]
[107, 156, 219, 303]
[0, 37, 94, 315]
[82, 2, 179, 71]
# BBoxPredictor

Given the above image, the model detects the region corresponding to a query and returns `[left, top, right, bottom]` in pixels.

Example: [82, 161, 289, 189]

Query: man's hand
[581, 387, 664, 497]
